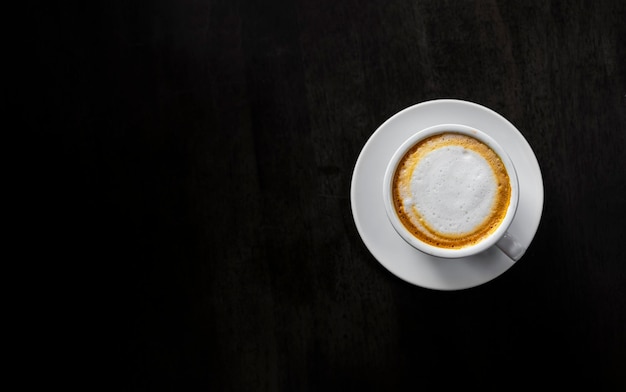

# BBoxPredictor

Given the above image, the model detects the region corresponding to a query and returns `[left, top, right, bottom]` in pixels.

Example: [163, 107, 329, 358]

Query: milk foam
[392, 132, 511, 248]
[405, 146, 496, 235]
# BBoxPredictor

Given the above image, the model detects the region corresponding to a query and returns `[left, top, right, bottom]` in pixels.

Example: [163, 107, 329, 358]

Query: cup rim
[383, 123, 519, 258]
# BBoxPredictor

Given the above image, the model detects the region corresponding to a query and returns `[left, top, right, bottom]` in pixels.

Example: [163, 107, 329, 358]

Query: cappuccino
[392, 132, 511, 249]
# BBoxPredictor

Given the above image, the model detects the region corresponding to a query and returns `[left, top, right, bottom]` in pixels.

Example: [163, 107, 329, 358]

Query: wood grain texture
[29, 0, 626, 390]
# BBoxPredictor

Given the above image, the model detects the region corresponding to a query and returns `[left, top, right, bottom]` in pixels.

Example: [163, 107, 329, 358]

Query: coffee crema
[392, 132, 511, 249]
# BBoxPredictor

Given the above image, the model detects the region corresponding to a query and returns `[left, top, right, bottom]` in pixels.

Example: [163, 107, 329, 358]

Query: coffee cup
[383, 124, 525, 260]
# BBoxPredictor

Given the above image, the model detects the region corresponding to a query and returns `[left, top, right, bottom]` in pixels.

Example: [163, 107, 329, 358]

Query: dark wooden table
[30, 0, 625, 390]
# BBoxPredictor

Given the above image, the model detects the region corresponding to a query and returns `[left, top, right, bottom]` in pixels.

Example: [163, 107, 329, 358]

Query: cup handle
[496, 231, 526, 261]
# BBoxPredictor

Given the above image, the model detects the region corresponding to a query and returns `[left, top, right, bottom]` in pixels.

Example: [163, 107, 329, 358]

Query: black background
[27, 0, 625, 390]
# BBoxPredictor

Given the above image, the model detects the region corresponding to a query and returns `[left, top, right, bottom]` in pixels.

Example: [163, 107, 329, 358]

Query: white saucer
[350, 99, 544, 290]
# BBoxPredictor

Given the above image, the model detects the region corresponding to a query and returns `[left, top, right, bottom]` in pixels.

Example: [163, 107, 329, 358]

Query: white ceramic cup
[383, 124, 525, 260]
